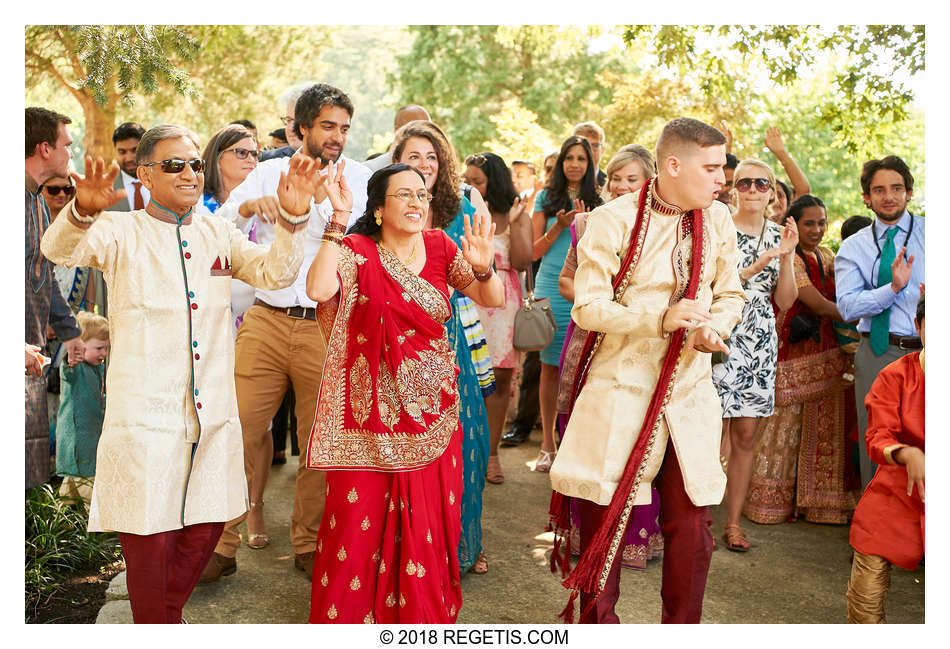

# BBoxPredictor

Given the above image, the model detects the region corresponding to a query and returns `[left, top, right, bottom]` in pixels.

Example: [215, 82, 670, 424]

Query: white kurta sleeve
[228, 207, 307, 290]
[705, 212, 745, 340]
[40, 199, 118, 273]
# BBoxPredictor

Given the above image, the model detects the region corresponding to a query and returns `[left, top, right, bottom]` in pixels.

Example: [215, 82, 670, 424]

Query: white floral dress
[712, 221, 782, 418]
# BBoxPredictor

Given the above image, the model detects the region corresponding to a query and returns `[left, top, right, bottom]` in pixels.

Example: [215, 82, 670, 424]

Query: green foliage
[620, 25, 924, 155]
[392, 26, 622, 160]
[25, 483, 121, 618]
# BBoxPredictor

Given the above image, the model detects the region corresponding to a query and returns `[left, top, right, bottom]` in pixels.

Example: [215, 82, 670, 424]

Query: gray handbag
[512, 267, 557, 352]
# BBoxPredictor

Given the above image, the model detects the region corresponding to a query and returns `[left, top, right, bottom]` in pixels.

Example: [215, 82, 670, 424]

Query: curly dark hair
[292, 83, 354, 139]
[347, 164, 427, 237]
[465, 152, 517, 215]
[787, 193, 825, 223]
[391, 121, 460, 230]
[860, 155, 914, 195]
[541, 136, 603, 218]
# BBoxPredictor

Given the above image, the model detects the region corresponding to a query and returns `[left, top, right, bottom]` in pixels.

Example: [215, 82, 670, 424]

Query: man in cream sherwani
[41, 125, 321, 624]
[550, 117, 745, 623]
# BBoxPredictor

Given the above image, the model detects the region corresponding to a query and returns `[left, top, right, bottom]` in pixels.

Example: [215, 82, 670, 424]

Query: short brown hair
[572, 121, 605, 144]
[655, 117, 726, 165]
[860, 155, 914, 195]
[76, 311, 109, 342]
[26, 107, 71, 159]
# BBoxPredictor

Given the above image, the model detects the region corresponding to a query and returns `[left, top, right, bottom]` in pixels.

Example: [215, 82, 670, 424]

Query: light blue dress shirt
[834, 210, 924, 336]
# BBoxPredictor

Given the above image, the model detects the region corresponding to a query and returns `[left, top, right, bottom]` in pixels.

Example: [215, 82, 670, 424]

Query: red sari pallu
[548, 179, 706, 622]
[306, 230, 477, 623]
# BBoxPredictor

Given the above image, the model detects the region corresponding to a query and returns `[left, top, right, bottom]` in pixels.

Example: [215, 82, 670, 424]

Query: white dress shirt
[120, 170, 150, 208]
[216, 154, 371, 308]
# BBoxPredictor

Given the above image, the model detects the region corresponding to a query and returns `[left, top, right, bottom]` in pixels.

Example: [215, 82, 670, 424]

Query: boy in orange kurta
[846, 294, 924, 623]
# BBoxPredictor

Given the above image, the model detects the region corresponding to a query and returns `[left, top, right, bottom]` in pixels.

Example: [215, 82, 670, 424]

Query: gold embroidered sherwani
[550, 191, 744, 507]
[41, 199, 306, 534]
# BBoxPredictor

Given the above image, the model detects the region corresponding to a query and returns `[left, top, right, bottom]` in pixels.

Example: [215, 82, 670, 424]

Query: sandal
[534, 449, 556, 473]
[246, 501, 270, 549]
[485, 455, 504, 484]
[722, 524, 750, 552]
[468, 551, 488, 574]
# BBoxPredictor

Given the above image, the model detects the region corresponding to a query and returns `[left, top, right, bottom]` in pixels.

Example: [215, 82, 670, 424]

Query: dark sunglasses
[222, 147, 260, 161]
[42, 184, 76, 196]
[141, 158, 206, 174]
[735, 177, 772, 193]
[465, 153, 487, 167]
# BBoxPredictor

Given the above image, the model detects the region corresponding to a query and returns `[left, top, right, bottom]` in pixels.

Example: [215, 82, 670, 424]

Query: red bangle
[474, 267, 494, 282]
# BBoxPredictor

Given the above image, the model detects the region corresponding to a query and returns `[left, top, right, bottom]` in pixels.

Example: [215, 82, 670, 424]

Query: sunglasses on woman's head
[465, 154, 487, 167]
[735, 177, 772, 193]
[222, 147, 260, 161]
[42, 185, 76, 196]
[141, 158, 206, 174]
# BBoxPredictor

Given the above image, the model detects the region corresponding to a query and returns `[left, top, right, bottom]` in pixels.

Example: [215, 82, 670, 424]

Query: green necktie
[870, 226, 899, 356]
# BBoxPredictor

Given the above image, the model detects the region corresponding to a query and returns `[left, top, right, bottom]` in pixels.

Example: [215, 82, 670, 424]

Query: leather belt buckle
[898, 336, 922, 350]
[286, 306, 306, 320]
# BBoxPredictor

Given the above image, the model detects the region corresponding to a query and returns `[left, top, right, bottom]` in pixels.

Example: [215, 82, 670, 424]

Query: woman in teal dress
[531, 136, 602, 472]
[392, 120, 495, 575]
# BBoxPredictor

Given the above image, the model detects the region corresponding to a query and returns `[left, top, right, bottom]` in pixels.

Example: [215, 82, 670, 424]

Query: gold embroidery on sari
[406, 559, 417, 576]
[350, 576, 361, 591]
[327, 605, 338, 620]
[356, 333, 367, 344]
[396, 349, 457, 425]
[447, 248, 476, 290]
[417, 563, 426, 578]
[349, 355, 371, 426]
[329, 514, 336, 529]
[379, 559, 386, 574]
[320, 572, 328, 587]
[386, 593, 396, 607]
[399, 594, 406, 608]
[377, 362, 401, 431]
[363, 612, 375, 624]
[337, 546, 347, 561]
[361, 516, 371, 531]
[348, 487, 358, 503]
[378, 244, 450, 323]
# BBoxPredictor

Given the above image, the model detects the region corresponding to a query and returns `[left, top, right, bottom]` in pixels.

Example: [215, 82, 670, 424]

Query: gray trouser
[853, 337, 912, 490]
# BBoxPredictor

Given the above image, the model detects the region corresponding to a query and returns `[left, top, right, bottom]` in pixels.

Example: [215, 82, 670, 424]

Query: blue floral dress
[712, 221, 783, 418]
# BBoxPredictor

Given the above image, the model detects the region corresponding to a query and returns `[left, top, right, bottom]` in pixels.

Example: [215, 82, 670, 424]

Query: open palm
[460, 210, 496, 272]
[71, 155, 126, 215]
[277, 155, 321, 216]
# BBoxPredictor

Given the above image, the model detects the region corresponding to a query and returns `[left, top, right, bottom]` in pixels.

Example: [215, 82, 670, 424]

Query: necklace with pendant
[382, 239, 417, 265]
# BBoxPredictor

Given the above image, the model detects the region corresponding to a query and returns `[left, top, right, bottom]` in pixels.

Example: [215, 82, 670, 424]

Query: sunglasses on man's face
[141, 158, 206, 174]
[222, 147, 260, 161]
[735, 177, 772, 193]
[43, 185, 76, 196]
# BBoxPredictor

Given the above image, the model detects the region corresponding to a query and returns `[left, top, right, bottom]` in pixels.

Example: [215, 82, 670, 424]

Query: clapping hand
[312, 160, 354, 220]
[777, 216, 799, 255]
[555, 199, 586, 229]
[891, 247, 915, 293]
[460, 210, 496, 274]
[71, 155, 126, 217]
[508, 195, 529, 224]
[277, 155, 322, 216]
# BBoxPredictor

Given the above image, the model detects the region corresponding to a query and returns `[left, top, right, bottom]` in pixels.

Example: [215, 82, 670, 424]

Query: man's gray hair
[279, 81, 318, 111]
[136, 125, 200, 164]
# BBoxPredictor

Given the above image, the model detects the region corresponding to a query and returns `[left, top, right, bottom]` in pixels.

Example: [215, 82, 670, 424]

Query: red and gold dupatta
[307, 233, 460, 472]
[548, 178, 707, 622]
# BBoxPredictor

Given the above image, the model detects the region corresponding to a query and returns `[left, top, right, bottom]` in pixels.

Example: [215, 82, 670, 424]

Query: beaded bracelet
[321, 232, 343, 245]
[324, 221, 346, 234]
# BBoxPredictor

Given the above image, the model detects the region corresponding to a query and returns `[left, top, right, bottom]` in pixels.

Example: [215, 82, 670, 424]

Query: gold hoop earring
[375, 212, 382, 226]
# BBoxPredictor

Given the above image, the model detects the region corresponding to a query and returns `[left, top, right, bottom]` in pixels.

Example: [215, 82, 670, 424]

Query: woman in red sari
[744, 194, 859, 524]
[304, 162, 504, 623]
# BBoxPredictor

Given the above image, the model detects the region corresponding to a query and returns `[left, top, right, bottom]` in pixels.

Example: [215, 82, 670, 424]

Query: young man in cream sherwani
[550, 117, 745, 623]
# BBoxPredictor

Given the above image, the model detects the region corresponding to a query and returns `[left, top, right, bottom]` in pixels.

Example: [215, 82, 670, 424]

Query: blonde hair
[572, 121, 605, 144]
[76, 311, 109, 342]
[602, 144, 656, 202]
[734, 158, 778, 207]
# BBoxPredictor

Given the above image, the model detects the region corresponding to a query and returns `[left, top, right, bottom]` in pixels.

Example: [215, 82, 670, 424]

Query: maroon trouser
[119, 521, 224, 623]
[578, 440, 713, 624]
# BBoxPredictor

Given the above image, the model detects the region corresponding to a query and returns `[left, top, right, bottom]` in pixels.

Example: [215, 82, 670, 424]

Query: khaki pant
[59, 476, 94, 507]
[846, 550, 892, 623]
[216, 304, 328, 557]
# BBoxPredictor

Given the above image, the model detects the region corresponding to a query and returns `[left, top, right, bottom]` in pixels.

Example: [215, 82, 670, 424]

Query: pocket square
[210, 255, 232, 276]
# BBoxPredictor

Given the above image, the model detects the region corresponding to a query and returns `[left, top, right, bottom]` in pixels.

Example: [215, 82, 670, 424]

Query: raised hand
[277, 155, 321, 216]
[460, 209, 496, 273]
[71, 155, 126, 217]
[718, 122, 734, 152]
[685, 325, 728, 354]
[891, 247, 915, 293]
[239, 197, 281, 223]
[778, 216, 799, 255]
[662, 298, 711, 333]
[508, 195, 528, 223]
[313, 160, 354, 219]
[764, 126, 787, 155]
[555, 207, 577, 229]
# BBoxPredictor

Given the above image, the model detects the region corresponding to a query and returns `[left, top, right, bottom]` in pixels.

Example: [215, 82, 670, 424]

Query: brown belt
[860, 331, 922, 350]
[254, 298, 316, 321]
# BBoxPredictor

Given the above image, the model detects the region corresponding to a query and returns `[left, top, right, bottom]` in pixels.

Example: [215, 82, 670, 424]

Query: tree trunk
[77, 92, 117, 163]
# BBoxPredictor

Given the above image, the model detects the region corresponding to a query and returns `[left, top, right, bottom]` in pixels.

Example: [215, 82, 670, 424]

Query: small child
[846, 294, 924, 623]
[56, 311, 109, 506]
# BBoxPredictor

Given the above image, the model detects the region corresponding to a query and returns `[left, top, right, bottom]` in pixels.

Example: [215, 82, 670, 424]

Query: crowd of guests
[24, 78, 923, 626]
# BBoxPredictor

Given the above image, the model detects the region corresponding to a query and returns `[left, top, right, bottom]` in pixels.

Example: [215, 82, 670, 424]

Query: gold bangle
[542, 230, 550, 243]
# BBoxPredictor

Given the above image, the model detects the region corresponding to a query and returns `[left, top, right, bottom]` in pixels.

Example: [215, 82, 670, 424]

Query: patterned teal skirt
[447, 292, 492, 572]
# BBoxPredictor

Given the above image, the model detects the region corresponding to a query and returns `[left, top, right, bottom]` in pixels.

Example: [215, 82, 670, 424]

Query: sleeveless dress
[533, 189, 573, 366]
[474, 227, 523, 369]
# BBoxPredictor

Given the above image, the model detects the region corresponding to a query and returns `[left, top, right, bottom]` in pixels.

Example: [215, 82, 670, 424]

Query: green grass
[25, 483, 121, 618]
